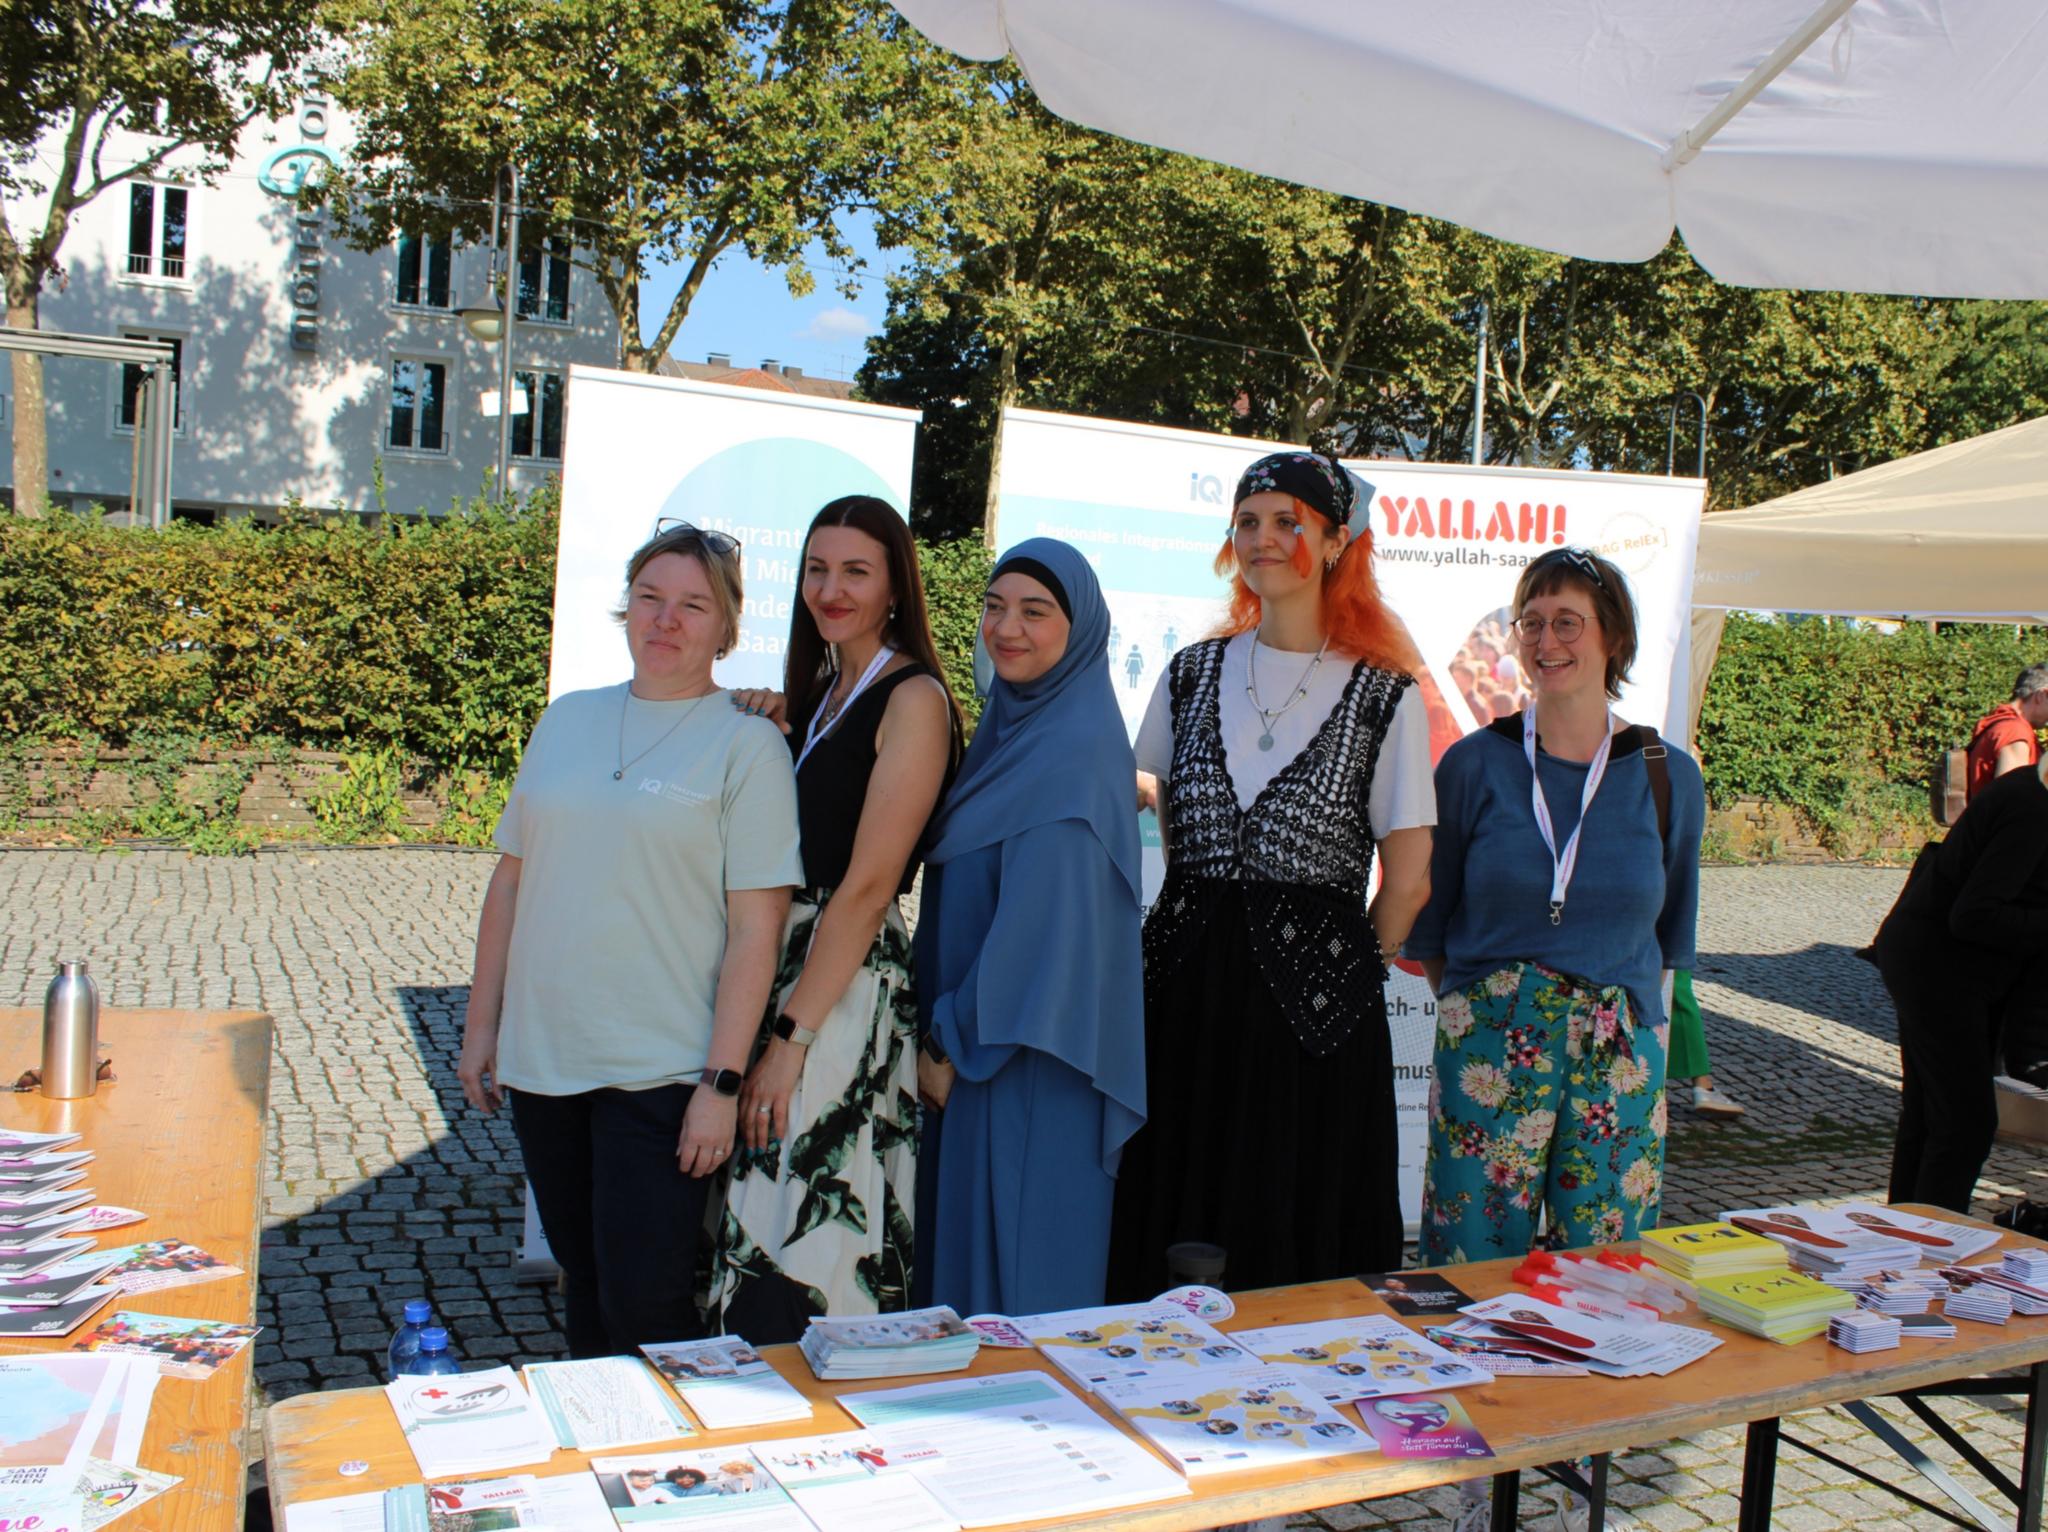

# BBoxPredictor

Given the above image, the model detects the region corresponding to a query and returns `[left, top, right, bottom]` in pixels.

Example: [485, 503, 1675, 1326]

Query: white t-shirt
[1134, 632, 1436, 839]
[491, 683, 804, 1095]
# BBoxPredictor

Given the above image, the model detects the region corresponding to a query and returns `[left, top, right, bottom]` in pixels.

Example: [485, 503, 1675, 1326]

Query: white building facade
[1, 100, 620, 522]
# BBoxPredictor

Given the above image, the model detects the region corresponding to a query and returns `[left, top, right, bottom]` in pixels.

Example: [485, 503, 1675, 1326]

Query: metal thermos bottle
[40, 961, 100, 1100]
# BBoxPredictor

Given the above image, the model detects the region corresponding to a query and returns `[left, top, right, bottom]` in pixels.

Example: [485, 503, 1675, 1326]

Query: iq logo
[258, 99, 338, 352]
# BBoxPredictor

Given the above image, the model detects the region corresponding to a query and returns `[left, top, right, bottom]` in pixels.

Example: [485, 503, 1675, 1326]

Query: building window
[387, 357, 448, 452]
[126, 183, 189, 279]
[517, 236, 571, 323]
[395, 230, 451, 308]
[117, 333, 184, 432]
[511, 371, 566, 461]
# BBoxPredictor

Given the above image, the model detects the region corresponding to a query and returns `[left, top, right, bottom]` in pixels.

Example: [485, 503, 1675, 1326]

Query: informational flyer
[589, 1449, 810, 1528]
[1358, 1394, 1495, 1461]
[523, 1357, 694, 1452]
[640, 1338, 811, 1430]
[1229, 1316, 1490, 1402]
[1012, 1303, 1249, 1391]
[1095, 1365, 1377, 1478]
[752, 1432, 957, 1532]
[839, 1371, 1189, 1526]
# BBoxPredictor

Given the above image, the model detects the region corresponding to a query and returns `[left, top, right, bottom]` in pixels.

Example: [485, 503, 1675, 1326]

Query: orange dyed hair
[1211, 496, 1422, 675]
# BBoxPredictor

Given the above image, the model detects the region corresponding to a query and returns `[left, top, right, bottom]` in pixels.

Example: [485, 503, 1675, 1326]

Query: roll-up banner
[989, 407, 1707, 1227]
[548, 365, 922, 699]
[520, 366, 919, 1277]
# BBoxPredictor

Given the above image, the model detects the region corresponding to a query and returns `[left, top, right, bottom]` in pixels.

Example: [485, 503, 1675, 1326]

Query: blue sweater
[1404, 724, 1705, 1033]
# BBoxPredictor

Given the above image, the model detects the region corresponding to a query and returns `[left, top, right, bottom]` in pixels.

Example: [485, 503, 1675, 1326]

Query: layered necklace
[1244, 630, 1330, 751]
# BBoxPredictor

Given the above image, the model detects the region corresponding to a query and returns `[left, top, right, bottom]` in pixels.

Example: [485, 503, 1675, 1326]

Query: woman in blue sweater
[1406, 547, 1703, 1264]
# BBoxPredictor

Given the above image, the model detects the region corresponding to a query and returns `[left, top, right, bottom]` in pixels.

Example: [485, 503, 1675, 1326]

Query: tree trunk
[982, 341, 1018, 549]
[6, 291, 48, 517]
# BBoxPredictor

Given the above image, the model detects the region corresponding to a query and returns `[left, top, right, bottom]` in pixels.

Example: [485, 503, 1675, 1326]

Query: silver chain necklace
[614, 687, 713, 781]
[1244, 630, 1329, 751]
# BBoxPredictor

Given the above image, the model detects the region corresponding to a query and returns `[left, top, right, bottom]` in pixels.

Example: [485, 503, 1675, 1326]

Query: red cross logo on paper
[420, 1387, 449, 1400]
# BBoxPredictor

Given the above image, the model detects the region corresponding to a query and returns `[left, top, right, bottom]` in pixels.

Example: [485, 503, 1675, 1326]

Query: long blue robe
[913, 822, 1142, 1317]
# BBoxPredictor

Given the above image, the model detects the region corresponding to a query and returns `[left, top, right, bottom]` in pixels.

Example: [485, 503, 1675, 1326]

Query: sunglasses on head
[651, 518, 742, 555]
[1530, 546, 1605, 588]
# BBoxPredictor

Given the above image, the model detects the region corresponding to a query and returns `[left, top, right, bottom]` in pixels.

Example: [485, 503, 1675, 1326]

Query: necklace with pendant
[614, 688, 712, 781]
[1244, 630, 1329, 751]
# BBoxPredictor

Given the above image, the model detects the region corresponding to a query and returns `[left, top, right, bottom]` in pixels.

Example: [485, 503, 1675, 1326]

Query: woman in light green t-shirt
[456, 523, 803, 1358]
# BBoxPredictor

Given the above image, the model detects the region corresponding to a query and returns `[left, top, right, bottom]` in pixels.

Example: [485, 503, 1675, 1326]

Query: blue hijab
[925, 539, 1140, 897]
[922, 538, 1145, 1163]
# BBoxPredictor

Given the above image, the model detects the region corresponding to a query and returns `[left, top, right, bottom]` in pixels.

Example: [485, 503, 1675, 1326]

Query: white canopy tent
[888, 0, 2048, 300]
[1692, 413, 2048, 624]
[1685, 414, 2048, 737]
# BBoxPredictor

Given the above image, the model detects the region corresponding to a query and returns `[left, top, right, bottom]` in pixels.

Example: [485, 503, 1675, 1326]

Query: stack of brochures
[1851, 1273, 1938, 1315]
[1638, 1222, 1788, 1282]
[1455, 1295, 1720, 1376]
[2004, 1247, 2048, 1286]
[1945, 1282, 2013, 1325]
[799, 1307, 977, 1381]
[1947, 1262, 2048, 1316]
[383, 1364, 556, 1479]
[1721, 1204, 1929, 1282]
[1694, 1269, 1855, 1344]
[1828, 1311, 1901, 1354]
[641, 1337, 813, 1430]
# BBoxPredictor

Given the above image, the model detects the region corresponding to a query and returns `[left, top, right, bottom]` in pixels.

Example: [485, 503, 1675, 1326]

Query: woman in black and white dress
[1108, 452, 1434, 1296]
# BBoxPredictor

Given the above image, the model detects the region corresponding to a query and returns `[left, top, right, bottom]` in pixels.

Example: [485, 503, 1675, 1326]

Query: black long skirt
[1106, 878, 1404, 1300]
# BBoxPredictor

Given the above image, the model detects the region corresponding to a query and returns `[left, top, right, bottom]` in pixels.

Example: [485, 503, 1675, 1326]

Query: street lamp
[457, 161, 521, 495]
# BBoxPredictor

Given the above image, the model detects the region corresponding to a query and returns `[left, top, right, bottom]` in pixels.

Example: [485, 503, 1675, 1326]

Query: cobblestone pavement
[2, 850, 2041, 1529]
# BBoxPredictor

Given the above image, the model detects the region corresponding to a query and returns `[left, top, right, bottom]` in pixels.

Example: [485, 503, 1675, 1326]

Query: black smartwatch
[772, 1012, 817, 1048]
[919, 1033, 950, 1067]
[698, 1066, 743, 1098]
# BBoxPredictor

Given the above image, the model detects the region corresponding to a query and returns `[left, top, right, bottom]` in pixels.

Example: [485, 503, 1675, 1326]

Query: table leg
[1489, 1469, 1521, 1532]
[2021, 1362, 2047, 1532]
[1738, 1417, 1780, 1532]
[1587, 1452, 1609, 1531]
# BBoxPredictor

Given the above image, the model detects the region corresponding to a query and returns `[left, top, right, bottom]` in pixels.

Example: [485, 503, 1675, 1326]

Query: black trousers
[510, 1084, 712, 1358]
[1877, 935, 2003, 1213]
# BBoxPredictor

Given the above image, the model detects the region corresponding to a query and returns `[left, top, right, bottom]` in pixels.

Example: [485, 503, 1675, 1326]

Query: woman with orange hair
[1107, 452, 1434, 1294]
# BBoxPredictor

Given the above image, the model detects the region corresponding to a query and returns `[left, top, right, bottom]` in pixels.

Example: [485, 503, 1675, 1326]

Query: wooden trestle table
[0, 1007, 273, 1531]
[265, 1206, 2048, 1531]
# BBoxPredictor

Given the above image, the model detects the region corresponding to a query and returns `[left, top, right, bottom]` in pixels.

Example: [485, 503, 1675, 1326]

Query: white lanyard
[795, 644, 895, 773]
[1523, 705, 1613, 926]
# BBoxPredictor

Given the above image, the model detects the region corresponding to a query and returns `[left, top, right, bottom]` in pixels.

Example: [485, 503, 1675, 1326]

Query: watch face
[704, 1068, 742, 1097]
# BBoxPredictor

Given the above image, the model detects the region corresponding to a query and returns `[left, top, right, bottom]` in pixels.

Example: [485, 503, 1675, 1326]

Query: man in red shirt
[1968, 663, 2048, 802]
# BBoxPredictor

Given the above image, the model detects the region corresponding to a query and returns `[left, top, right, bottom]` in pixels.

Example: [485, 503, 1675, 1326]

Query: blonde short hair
[611, 525, 744, 659]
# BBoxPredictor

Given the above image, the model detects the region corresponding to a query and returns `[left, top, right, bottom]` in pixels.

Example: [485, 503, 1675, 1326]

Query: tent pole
[1471, 300, 1488, 466]
[1662, 0, 1861, 170]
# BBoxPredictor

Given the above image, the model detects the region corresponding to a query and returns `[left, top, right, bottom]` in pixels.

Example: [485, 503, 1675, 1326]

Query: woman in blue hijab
[912, 539, 1146, 1317]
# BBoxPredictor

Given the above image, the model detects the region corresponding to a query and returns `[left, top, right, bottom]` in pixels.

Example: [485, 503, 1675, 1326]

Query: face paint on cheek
[1289, 534, 1314, 578]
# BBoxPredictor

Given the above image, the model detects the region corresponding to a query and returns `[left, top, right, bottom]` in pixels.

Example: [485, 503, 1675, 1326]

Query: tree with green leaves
[318, 0, 968, 375]
[1, 0, 317, 516]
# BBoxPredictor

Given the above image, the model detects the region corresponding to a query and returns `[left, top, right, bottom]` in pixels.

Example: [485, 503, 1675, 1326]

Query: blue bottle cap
[418, 1326, 450, 1350]
[403, 1300, 432, 1324]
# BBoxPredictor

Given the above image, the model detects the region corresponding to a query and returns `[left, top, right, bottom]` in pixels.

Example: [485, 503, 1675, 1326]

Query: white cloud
[800, 306, 876, 344]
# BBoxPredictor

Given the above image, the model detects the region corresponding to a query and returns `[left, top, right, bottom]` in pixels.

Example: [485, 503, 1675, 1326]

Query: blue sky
[636, 216, 904, 383]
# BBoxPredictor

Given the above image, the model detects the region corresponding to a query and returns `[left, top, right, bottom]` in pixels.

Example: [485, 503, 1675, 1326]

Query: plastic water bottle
[405, 1326, 461, 1376]
[387, 1300, 433, 1380]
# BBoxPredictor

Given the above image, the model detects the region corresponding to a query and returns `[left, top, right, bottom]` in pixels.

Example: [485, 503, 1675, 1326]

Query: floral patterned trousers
[1418, 962, 1667, 1266]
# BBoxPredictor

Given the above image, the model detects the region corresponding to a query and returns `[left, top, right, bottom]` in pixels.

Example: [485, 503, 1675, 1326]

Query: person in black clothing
[1873, 755, 2048, 1211]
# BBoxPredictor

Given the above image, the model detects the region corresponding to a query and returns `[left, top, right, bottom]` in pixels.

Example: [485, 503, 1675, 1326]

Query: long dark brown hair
[782, 496, 965, 764]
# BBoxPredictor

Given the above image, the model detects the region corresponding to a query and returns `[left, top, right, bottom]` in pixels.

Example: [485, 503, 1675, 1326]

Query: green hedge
[5, 510, 2039, 852]
[1697, 614, 2045, 843]
[0, 502, 993, 776]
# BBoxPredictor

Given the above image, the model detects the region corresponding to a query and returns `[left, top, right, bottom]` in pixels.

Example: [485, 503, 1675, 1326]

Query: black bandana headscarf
[1234, 451, 1354, 527]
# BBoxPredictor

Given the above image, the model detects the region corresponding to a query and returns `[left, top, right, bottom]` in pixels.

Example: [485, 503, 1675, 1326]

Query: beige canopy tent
[1686, 413, 2048, 735]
